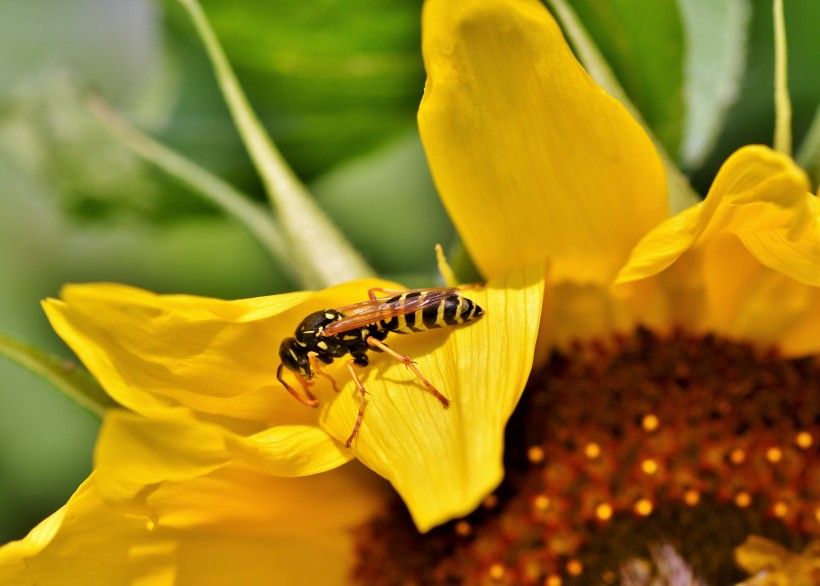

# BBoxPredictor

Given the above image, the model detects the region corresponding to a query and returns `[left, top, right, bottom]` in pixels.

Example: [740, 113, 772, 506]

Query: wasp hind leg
[276, 364, 319, 407]
[366, 336, 450, 407]
[344, 359, 370, 448]
[367, 286, 407, 301]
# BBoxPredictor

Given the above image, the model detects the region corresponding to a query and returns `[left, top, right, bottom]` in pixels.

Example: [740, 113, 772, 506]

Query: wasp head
[278, 337, 311, 378]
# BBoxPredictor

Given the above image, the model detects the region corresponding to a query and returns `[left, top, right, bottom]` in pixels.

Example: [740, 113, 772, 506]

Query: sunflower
[354, 0, 819, 583]
[3, 0, 820, 584]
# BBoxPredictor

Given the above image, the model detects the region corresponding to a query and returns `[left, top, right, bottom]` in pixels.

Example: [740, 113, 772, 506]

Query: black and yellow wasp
[277, 287, 485, 447]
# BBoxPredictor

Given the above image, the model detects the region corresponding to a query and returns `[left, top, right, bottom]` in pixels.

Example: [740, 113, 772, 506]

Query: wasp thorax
[295, 309, 343, 344]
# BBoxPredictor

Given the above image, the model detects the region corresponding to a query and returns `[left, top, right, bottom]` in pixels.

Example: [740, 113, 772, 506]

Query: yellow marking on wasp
[455, 295, 465, 324]
[436, 297, 447, 326]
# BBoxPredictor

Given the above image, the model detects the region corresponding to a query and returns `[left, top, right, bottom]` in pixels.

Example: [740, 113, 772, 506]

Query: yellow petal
[419, 0, 667, 283]
[615, 145, 819, 354]
[94, 410, 353, 506]
[321, 263, 546, 532]
[43, 278, 396, 424]
[616, 145, 812, 285]
[0, 465, 384, 586]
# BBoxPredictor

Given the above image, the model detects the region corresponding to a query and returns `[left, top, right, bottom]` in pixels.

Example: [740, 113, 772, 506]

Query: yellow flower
[4, 0, 820, 583]
[0, 268, 544, 582]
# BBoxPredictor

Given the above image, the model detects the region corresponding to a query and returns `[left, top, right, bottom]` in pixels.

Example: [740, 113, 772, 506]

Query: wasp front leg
[366, 337, 450, 407]
[276, 363, 319, 407]
[307, 352, 340, 393]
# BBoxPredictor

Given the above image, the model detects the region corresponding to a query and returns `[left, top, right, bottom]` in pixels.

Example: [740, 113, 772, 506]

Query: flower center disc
[353, 329, 819, 585]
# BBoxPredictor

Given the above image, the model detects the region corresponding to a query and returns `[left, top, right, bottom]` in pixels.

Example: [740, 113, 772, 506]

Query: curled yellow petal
[419, 0, 667, 283]
[616, 145, 819, 354]
[321, 263, 546, 532]
[617, 145, 812, 285]
[94, 410, 352, 506]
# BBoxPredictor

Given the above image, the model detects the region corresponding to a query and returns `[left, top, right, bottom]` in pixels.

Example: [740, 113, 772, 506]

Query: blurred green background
[0, 0, 818, 543]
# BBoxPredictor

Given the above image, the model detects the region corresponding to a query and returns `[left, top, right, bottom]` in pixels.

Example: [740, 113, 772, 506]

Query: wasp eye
[279, 337, 310, 376]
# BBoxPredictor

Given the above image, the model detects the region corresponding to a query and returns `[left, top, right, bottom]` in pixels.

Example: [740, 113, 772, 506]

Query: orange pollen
[773, 502, 789, 518]
[454, 520, 472, 537]
[483, 494, 499, 510]
[584, 442, 601, 460]
[734, 491, 752, 508]
[634, 499, 654, 516]
[488, 563, 505, 581]
[766, 447, 783, 464]
[729, 448, 747, 465]
[641, 459, 659, 475]
[641, 413, 660, 432]
[796, 431, 813, 449]
[595, 502, 613, 521]
[533, 494, 551, 512]
[683, 488, 701, 506]
[566, 559, 583, 576]
[527, 445, 546, 464]
[545, 576, 562, 586]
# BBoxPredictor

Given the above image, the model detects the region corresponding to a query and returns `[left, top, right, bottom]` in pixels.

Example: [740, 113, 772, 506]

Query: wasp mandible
[277, 287, 485, 447]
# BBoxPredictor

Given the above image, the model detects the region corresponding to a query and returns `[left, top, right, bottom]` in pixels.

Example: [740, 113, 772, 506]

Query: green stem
[546, 0, 702, 214]
[772, 0, 792, 156]
[88, 94, 295, 281]
[176, 0, 375, 289]
[0, 332, 118, 419]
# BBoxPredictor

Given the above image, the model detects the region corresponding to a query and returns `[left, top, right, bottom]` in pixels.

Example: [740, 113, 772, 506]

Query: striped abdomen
[376, 291, 484, 334]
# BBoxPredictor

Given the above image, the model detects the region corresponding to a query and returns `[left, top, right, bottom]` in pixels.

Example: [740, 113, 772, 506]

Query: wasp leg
[308, 352, 340, 393]
[367, 286, 407, 301]
[344, 359, 369, 448]
[365, 336, 450, 407]
[276, 364, 319, 407]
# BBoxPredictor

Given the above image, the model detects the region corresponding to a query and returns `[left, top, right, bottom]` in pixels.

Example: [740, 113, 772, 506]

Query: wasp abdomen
[378, 292, 484, 335]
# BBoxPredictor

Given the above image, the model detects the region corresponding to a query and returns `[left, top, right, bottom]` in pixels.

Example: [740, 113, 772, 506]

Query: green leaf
[677, 0, 751, 170]
[548, 0, 700, 213]
[176, 0, 374, 289]
[312, 131, 455, 280]
[0, 332, 117, 419]
[162, 0, 425, 182]
[88, 94, 294, 282]
[568, 0, 685, 158]
[690, 0, 820, 192]
[796, 104, 820, 186]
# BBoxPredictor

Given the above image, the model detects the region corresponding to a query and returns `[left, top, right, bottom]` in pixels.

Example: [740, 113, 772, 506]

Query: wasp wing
[322, 288, 460, 336]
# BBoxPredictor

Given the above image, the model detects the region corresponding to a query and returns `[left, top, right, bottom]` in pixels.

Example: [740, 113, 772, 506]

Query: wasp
[277, 287, 485, 447]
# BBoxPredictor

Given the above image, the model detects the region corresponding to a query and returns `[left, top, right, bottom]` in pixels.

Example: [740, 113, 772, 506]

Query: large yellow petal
[319, 263, 546, 532]
[0, 465, 385, 586]
[43, 278, 396, 425]
[418, 0, 667, 283]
